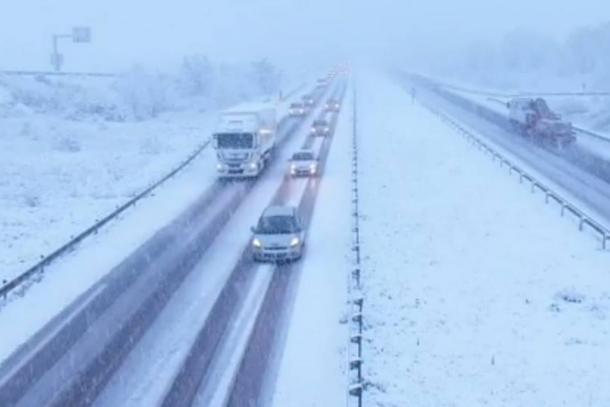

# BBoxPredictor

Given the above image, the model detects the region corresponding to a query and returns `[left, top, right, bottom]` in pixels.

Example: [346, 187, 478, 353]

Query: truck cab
[214, 105, 277, 178]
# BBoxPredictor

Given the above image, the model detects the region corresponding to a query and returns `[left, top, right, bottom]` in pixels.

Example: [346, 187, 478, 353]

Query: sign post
[50, 26, 92, 72]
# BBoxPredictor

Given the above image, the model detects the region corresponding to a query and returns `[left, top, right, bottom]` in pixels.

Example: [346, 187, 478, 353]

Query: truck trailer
[213, 103, 277, 177]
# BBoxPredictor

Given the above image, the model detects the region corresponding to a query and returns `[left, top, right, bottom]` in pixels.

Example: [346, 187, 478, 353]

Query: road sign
[72, 26, 91, 43]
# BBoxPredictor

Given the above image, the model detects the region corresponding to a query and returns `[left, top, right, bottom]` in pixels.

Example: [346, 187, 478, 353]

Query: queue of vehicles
[211, 76, 342, 263]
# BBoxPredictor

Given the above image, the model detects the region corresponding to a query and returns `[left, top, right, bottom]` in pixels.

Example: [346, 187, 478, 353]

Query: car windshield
[292, 152, 314, 161]
[314, 120, 327, 126]
[256, 215, 299, 234]
[290, 103, 302, 108]
[215, 133, 253, 149]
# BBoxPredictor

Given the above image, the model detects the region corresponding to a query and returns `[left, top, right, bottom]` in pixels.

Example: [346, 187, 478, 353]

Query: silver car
[251, 206, 305, 262]
[311, 119, 330, 136]
[289, 149, 319, 177]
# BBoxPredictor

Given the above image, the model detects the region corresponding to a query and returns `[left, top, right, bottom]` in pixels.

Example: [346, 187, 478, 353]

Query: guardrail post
[348, 78, 364, 407]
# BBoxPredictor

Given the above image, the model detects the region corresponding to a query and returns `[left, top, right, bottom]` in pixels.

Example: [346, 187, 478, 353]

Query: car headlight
[249, 162, 258, 170]
[290, 237, 300, 247]
[252, 238, 262, 248]
[309, 164, 317, 173]
[217, 163, 225, 171]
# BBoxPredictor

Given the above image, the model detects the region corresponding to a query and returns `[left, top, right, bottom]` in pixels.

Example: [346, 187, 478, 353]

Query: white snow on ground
[0, 108, 215, 284]
[0, 84, 311, 365]
[271, 85, 352, 407]
[0, 71, 308, 286]
[0, 143, 219, 364]
[359, 72, 610, 407]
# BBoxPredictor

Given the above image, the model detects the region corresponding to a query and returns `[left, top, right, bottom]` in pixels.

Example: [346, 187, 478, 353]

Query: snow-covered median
[359, 72, 610, 406]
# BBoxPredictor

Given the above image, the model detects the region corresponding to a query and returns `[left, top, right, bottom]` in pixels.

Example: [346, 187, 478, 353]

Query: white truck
[213, 103, 277, 177]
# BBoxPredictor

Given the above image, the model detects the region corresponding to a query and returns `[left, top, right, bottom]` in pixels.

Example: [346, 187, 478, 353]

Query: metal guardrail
[348, 82, 364, 407]
[424, 104, 610, 250]
[0, 140, 211, 299]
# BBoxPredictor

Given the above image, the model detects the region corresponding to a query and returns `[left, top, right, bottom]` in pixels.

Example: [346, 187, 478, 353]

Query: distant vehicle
[289, 149, 319, 177]
[325, 98, 341, 112]
[507, 97, 575, 148]
[311, 118, 331, 136]
[302, 94, 316, 108]
[316, 78, 329, 88]
[289, 102, 307, 117]
[213, 103, 277, 177]
[251, 206, 305, 262]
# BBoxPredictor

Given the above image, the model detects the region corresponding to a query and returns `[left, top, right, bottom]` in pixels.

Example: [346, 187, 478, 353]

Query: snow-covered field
[359, 72, 610, 406]
[0, 78, 310, 364]
[0, 108, 215, 285]
[0, 71, 308, 286]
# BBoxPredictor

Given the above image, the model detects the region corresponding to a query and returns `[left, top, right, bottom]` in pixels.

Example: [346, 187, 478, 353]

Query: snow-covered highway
[1, 69, 609, 407]
[360, 72, 610, 406]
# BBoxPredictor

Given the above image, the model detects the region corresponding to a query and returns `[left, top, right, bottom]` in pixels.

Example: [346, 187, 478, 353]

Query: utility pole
[50, 26, 91, 72]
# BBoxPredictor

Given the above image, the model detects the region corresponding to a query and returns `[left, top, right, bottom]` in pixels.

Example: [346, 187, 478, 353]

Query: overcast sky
[1, 0, 608, 73]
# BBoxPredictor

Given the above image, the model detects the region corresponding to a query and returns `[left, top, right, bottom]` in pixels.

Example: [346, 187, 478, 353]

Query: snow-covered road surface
[271, 82, 353, 407]
[92, 95, 323, 406]
[359, 72, 610, 406]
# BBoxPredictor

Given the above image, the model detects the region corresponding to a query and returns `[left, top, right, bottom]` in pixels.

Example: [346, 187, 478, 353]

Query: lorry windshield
[216, 133, 254, 149]
[256, 216, 299, 234]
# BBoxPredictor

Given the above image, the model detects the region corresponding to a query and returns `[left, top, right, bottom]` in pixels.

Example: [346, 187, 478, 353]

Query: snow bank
[359, 71, 610, 406]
